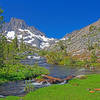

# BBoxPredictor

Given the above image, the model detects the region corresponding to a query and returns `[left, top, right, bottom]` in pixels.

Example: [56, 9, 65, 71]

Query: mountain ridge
[1, 18, 57, 49]
[49, 19, 100, 60]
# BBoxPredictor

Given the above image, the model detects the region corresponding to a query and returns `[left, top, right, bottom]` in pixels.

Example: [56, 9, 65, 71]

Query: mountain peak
[9, 17, 27, 29]
[1, 18, 56, 49]
[10, 17, 24, 22]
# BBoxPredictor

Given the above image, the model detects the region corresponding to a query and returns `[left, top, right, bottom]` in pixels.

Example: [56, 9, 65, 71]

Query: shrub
[0, 64, 49, 84]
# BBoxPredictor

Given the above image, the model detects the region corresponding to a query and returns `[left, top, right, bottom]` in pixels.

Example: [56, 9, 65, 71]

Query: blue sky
[0, 0, 100, 39]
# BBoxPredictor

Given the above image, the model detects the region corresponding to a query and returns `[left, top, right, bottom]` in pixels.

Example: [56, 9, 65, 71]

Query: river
[0, 55, 100, 97]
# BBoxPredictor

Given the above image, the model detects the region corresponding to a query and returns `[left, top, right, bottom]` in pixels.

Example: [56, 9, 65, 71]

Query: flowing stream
[0, 54, 100, 97]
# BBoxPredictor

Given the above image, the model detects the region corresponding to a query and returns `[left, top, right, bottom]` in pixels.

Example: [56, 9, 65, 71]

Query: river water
[0, 55, 100, 97]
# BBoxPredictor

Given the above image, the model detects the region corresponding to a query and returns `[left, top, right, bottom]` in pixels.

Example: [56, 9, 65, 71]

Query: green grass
[0, 96, 20, 100]
[1, 74, 100, 100]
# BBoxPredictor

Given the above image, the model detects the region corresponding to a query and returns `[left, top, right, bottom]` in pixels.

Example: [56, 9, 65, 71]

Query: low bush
[0, 64, 49, 84]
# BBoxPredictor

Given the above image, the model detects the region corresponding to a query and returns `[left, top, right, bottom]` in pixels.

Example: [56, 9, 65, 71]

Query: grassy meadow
[1, 74, 100, 100]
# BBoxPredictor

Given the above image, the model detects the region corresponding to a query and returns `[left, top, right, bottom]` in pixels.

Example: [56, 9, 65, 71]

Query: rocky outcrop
[49, 19, 100, 60]
[64, 19, 100, 54]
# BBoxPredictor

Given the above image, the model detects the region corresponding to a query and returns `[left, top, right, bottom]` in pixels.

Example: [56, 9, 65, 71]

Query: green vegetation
[24, 80, 35, 92]
[38, 49, 100, 68]
[89, 25, 96, 32]
[1, 74, 100, 100]
[38, 24, 100, 68]
[0, 8, 100, 100]
[0, 34, 36, 65]
[39, 50, 100, 67]
[0, 64, 49, 84]
[0, 10, 36, 66]
[0, 28, 49, 84]
[38, 31, 100, 67]
[0, 9, 49, 85]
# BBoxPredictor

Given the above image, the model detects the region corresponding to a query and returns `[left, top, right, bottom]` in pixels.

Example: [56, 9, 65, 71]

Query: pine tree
[0, 35, 4, 66]
[13, 35, 19, 51]
[90, 50, 97, 63]
[0, 8, 4, 29]
[7, 42, 15, 64]
[0, 9, 4, 67]
[20, 36, 24, 51]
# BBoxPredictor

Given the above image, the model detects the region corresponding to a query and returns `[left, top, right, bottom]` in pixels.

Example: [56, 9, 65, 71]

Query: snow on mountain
[2, 18, 56, 49]
[7, 31, 15, 39]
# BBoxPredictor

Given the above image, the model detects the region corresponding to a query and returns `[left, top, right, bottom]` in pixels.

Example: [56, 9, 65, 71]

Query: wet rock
[75, 75, 87, 79]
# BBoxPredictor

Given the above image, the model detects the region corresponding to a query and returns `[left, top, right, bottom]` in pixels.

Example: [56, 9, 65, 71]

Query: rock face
[63, 19, 100, 54]
[49, 19, 100, 59]
[1, 18, 56, 49]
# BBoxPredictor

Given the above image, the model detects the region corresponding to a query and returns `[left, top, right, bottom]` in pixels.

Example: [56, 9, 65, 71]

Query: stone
[75, 75, 87, 79]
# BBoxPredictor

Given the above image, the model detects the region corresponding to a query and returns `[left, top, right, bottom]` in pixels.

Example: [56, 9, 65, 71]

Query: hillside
[48, 19, 100, 61]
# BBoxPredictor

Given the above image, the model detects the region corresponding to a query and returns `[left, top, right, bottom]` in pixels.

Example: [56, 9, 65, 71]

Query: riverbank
[1, 74, 100, 100]
[38, 50, 100, 68]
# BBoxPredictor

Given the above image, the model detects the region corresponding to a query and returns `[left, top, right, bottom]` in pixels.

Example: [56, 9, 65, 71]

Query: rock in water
[75, 75, 87, 79]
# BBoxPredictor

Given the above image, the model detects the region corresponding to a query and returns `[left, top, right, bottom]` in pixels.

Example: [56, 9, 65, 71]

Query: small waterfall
[59, 80, 67, 85]
[32, 82, 43, 86]
[45, 81, 51, 86]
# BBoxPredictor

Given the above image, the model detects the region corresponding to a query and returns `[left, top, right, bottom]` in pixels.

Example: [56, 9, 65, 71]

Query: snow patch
[19, 29, 50, 42]
[7, 31, 15, 39]
[61, 37, 66, 40]
[32, 44, 37, 47]
[40, 42, 50, 49]
[6, 29, 55, 49]
[19, 29, 25, 32]
[17, 35, 22, 39]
